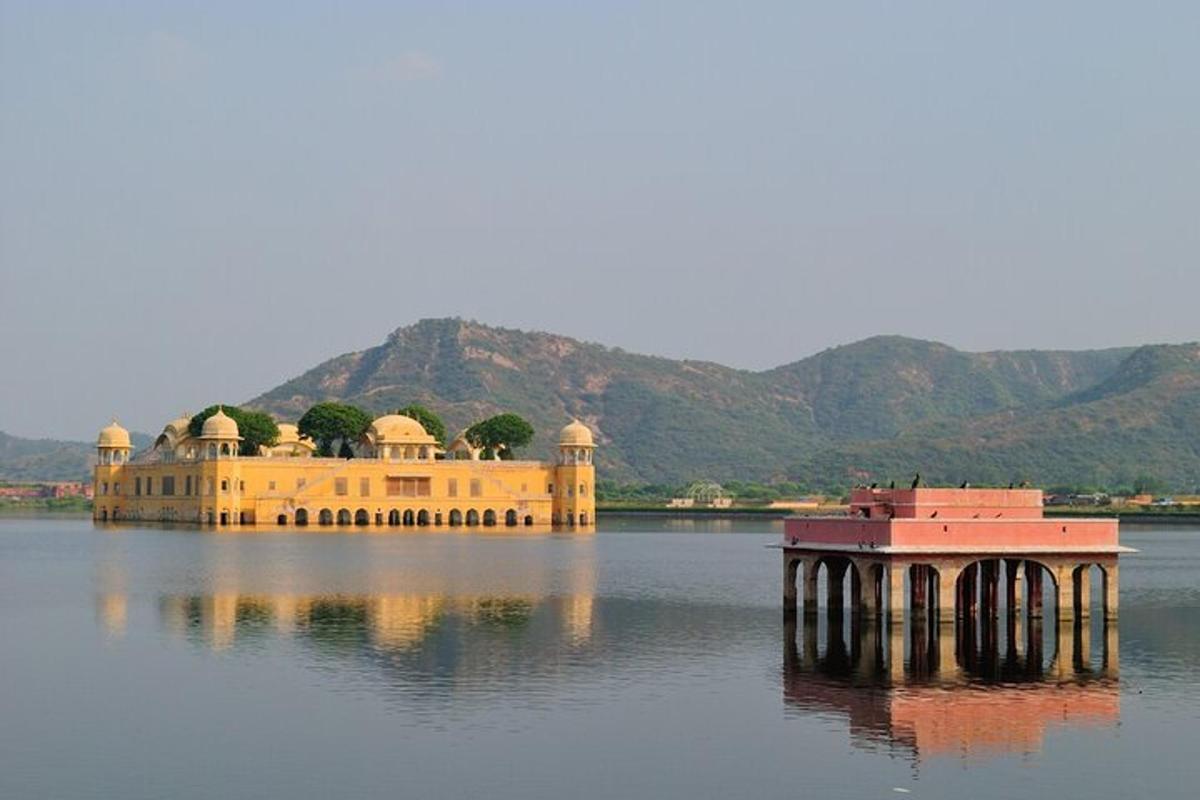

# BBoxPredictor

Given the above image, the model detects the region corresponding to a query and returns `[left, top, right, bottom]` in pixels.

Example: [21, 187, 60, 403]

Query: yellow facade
[93, 412, 596, 529]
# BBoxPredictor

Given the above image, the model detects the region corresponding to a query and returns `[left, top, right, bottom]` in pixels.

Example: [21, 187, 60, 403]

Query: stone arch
[579, 511, 588, 526]
[319, 508, 333, 525]
[466, 509, 480, 526]
[277, 513, 288, 525]
[336, 508, 351, 525]
[483, 509, 497, 526]
[388, 509, 400, 526]
[220, 443, 231, 456]
[417, 509, 430, 526]
[354, 508, 370, 526]
[219, 511, 229, 525]
[295, 508, 309, 526]
[449, 509, 463, 526]
[505, 509, 518, 526]
[523, 514, 534, 526]
[99, 508, 108, 522]
[403, 509, 415, 526]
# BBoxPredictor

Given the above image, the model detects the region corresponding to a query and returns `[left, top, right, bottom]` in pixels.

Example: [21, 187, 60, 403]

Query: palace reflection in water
[783, 603, 1119, 761]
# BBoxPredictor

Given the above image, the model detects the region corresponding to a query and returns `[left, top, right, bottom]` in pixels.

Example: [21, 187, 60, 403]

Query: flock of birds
[853, 474, 1034, 491]
[848, 475, 1036, 548]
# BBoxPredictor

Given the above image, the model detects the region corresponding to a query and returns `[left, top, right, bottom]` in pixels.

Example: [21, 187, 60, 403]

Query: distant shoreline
[596, 506, 1200, 524]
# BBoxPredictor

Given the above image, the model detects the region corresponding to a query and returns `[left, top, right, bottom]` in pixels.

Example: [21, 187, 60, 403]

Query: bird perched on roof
[931, 510, 938, 518]
[869, 482, 878, 489]
[960, 481, 971, 489]
[911, 473, 921, 489]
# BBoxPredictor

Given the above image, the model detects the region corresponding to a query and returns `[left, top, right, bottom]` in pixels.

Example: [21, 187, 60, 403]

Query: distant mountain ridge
[7, 320, 1195, 489]
[247, 318, 1196, 488]
[0, 430, 152, 483]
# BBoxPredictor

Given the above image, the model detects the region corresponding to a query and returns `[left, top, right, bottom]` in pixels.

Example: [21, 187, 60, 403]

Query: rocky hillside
[247, 318, 1196, 488]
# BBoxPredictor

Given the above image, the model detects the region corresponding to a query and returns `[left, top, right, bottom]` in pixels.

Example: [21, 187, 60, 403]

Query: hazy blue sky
[2, 1, 1197, 439]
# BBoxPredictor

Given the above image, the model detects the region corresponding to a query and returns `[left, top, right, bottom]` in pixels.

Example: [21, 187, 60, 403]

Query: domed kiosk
[199, 408, 242, 459]
[365, 414, 438, 461]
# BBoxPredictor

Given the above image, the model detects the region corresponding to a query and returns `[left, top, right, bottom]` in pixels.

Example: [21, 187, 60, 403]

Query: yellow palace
[92, 411, 596, 529]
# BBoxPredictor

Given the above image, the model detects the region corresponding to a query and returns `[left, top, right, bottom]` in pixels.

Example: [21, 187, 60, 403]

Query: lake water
[1, 516, 1197, 799]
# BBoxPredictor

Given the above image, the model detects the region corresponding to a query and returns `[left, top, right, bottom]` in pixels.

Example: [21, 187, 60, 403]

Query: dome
[559, 419, 594, 447]
[275, 423, 302, 444]
[368, 414, 436, 445]
[200, 408, 241, 440]
[97, 421, 131, 449]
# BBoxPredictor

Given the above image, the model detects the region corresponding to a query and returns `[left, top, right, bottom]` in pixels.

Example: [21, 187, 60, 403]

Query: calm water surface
[1, 516, 1198, 799]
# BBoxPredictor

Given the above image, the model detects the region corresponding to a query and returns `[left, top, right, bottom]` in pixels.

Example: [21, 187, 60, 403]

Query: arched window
[354, 509, 369, 526]
[523, 515, 534, 526]
[295, 509, 309, 526]
[403, 509, 415, 526]
[505, 509, 518, 526]
[336, 508, 351, 525]
[388, 509, 400, 526]
[220, 443, 230, 456]
[483, 509, 497, 526]
[404, 446, 415, 460]
[417, 509, 430, 526]
[418, 446, 429, 460]
[390, 446, 401, 460]
[579, 483, 587, 497]
[318, 508, 333, 525]
[466, 509, 479, 526]
[449, 509, 463, 526]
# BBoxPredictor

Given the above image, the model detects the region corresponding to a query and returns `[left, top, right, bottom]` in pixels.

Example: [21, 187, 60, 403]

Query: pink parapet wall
[784, 487, 1121, 553]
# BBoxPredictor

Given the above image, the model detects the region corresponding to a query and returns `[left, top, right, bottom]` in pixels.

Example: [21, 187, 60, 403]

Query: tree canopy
[465, 413, 535, 460]
[396, 404, 447, 447]
[187, 406, 280, 456]
[297, 402, 373, 458]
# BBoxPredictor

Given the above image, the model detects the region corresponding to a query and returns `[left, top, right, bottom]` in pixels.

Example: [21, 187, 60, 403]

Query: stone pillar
[888, 561, 906, 626]
[1005, 559, 1022, 618]
[936, 564, 961, 623]
[980, 560, 999, 619]
[850, 564, 862, 617]
[783, 555, 800, 616]
[827, 560, 848, 616]
[908, 565, 922, 614]
[803, 558, 819, 617]
[854, 561, 880, 620]
[1075, 566, 1091, 619]
[1103, 562, 1119, 620]
[1055, 564, 1075, 622]
[1026, 561, 1044, 619]
[962, 562, 978, 622]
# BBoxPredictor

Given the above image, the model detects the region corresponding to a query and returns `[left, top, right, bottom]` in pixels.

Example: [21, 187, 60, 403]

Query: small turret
[97, 420, 132, 465]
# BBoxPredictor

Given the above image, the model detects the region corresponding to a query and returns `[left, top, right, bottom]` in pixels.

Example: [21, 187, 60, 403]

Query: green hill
[246, 319, 1197, 489]
[0, 431, 152, 482]
[11, 321, 1193, 489]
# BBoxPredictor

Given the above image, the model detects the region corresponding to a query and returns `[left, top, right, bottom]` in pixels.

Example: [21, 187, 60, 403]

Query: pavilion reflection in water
[783, 605, 1119, 761]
